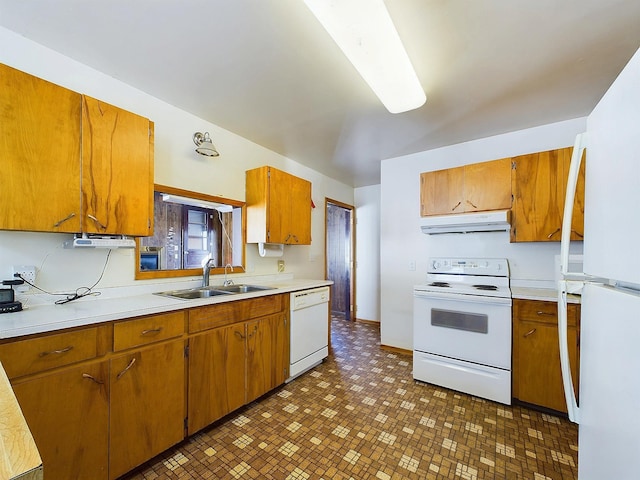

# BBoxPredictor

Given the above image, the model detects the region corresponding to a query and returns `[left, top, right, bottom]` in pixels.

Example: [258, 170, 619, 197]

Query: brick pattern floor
[123, 317, 578, 479]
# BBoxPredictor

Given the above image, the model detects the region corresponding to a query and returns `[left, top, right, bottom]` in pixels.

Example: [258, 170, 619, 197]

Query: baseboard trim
[354, 318, 380, 326]
[380, 344, 412, 356]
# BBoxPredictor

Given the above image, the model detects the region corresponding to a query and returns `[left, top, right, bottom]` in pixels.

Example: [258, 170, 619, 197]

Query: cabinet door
[511, 149, 565, 242]
[109, 340, 185, 480]
[289, 174, 312, 244]
[420, 167, 464, 216]
[564, 147, 586, 240]
[188, 323, 245, 435]
[267, 167, 292, 244]
[0, 63, 82, 233]
[464, 158, 512, 212]
[517, 320, 578, 412]
[12, 362, 109, 480]
[246, 313, 289, 403]
[82, 96, 153, 236]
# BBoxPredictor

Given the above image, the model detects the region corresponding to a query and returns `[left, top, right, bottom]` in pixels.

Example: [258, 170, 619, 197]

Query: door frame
[325, 198, 356, 320]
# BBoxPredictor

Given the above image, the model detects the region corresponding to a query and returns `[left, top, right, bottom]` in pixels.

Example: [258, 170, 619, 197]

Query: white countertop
[0, 278, 332, 340]
[511, 286, 581, 304]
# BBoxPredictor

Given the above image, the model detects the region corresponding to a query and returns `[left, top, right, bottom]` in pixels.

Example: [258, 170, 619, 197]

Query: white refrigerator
[558, 46, 640, 479]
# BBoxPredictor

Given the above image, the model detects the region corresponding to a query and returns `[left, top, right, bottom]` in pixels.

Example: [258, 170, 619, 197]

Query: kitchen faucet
[224, 264, 234, 286]
[202, 258, 215, 287]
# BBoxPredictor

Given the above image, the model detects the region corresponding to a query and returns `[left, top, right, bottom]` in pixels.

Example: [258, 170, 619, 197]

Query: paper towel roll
[258, 243, 284, 257]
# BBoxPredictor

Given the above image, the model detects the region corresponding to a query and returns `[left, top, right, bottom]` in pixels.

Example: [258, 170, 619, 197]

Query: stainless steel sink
[214, 284, 275, 293]
[155, 287, 234, 300]
[155, 284, 274, 300]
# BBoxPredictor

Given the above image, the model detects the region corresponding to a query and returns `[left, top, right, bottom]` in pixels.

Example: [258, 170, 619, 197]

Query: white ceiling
[2, 1, 639, 187]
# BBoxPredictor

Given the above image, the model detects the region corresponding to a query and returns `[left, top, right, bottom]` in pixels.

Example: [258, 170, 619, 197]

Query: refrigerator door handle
[559, 132, 587, 276]
[558, 280, 580, 423]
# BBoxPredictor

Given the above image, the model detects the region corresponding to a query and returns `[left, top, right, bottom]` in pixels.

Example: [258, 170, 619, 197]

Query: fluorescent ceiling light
[304, 0, 426, 113]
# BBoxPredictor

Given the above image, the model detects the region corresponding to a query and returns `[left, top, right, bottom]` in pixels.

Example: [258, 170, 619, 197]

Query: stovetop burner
[473, 284, 498, 291]
[428, 282, 450, 287]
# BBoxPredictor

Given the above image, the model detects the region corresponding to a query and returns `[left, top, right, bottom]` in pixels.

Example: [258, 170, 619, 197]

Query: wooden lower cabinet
[11, 361, 110, 480]
[188, 302, 289, 436]
[512, 299, 580, 412]
[109, 339, 186, 480]
[188, 323, 246, 434]
[246, 313, 289, 403]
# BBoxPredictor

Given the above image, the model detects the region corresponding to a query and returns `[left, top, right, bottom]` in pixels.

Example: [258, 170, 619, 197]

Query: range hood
[420, 210, 511, 235]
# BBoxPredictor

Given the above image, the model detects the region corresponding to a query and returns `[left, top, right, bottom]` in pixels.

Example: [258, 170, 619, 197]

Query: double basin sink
[155, 284, 274, 300]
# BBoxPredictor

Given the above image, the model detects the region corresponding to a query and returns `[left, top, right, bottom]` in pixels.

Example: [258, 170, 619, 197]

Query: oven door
[413, 290, 511, 369]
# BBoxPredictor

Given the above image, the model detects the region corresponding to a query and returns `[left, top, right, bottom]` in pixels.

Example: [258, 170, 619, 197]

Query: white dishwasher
[288, 286, 330, 381]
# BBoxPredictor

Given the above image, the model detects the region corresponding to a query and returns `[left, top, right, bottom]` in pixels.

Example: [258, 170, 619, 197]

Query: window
[135, 184, 245, 280]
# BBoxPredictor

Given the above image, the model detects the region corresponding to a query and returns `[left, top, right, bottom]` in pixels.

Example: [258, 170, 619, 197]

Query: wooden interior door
[326, 201, 354, 320]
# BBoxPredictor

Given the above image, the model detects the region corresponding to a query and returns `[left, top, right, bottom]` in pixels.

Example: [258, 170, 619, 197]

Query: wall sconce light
[193, 132, 220, 157]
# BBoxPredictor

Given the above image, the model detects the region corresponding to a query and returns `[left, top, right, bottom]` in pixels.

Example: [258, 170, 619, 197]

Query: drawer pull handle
[547, 227, 561, 239]
[465, 200, 478, 209]
[451, 201, 462, 211]
[523, 328, 537, 338]
[234, 330, 246, 339]
[116, 357, 136, 380]
[82, 373, 104, 385]
[141, 327, 162, 336]
[536, 311, 554, 316]
[87, 214, 107, 230]
[53, 212, 76, 227]
[39, 346, 73, 357]
[572, 229, 584, 238]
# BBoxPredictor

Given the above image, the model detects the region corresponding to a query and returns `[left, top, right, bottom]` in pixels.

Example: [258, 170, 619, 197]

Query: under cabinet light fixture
[303, 0, 426, 114]
[161, 194, 232, 212]
[193, 131, 220, 157]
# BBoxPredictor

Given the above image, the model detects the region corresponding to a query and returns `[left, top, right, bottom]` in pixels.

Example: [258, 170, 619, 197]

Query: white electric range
[413, 258, 512, 404]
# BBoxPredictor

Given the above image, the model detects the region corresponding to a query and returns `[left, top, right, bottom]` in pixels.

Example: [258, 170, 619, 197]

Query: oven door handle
[413, 291, 511, 306]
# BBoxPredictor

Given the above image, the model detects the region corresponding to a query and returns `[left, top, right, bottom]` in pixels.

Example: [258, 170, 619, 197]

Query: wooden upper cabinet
[82, 96, 153, 236]
[0, 63, 82, 233]
[511, 147, 585, 242]
[0, 64, 154, 236]
[246, 166, 312, 244]
[420, 158, 511, 216]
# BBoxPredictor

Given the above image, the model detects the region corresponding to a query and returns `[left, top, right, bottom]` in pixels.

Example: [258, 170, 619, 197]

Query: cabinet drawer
[189, 294, 285, 333]
[113, 311, 185, 352]
[513, 299, 578, 326]
[0, 326, 108, 379]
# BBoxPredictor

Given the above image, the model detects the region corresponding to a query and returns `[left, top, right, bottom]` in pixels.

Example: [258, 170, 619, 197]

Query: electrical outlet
[277, 260, 285, 273]
[409, 261, 416, 271]
[12, 265, 36, 292]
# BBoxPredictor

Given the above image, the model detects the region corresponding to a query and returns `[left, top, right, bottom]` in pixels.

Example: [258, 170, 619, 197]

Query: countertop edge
[0, 279, 333, 340]
[511, 287, 581, 304]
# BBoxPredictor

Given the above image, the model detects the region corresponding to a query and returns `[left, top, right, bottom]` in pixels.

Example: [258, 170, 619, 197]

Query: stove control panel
[428, 258, 509, 276]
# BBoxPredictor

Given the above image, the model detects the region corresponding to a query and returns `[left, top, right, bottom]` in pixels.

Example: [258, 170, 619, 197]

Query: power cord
[14, 250, 112, 305]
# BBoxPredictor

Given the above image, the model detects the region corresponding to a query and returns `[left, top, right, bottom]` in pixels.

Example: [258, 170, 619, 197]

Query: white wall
[380, 118, 587, 350]
[0, 27, 353, 296]
[354, 185, 381, 322]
